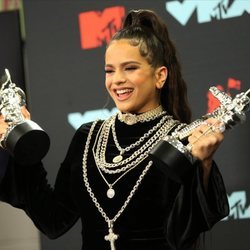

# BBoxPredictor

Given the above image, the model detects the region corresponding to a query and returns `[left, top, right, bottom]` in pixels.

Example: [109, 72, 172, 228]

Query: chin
[117, 106, 134, 114]
[115, 103, 142, 114]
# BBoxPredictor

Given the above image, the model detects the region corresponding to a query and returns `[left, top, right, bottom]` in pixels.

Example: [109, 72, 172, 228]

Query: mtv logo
[165, 0, 250, 25]
[67, 107, 118, 129]
[78, 6, 125, 49]
[222, 190, 250, 220]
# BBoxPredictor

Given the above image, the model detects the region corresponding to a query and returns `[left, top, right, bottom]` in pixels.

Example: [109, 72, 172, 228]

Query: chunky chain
[82, 120, 153, 226]
[92, 118, 177, 174]
[93, 114, 174, 171]
[111, 113, 168, 154]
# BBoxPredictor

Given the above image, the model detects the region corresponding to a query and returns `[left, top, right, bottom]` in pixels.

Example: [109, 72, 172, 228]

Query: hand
[187, 118, 225, 164]
[0, 107, 31, 145]
[20, 106, 31, 120]
[0, 115, 8, 140]
[187, 118, 225, 189]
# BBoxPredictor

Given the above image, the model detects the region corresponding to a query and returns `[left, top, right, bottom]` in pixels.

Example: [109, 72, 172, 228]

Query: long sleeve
[150, 138, 229, 249]
[0, 149, 9, 183]
[0, 130, 82, 239]
[166, 162, 229, 249]
[0, 118, 230, 250]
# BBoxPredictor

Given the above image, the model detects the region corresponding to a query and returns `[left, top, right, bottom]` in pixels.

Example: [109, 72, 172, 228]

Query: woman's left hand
[187, 118, 225, 189]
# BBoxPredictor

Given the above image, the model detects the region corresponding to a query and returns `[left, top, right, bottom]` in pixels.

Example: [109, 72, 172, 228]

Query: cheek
[105, 79, 114, 98]
[105, 78, 111, 91]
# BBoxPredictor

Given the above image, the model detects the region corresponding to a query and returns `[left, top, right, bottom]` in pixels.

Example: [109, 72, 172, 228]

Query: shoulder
[69, 119, 105, 147]
[62, 119, 105, 163]
[76, 119, 104, 137]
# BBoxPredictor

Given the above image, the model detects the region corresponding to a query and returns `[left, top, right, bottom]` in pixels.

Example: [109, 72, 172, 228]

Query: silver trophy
[0, 69, 50, 165]
[150, 86, 250, 183]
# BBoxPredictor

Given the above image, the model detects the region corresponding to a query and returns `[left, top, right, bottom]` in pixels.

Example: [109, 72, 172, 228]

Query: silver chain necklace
[89, 114, 177, 200]
[111, 111, 167, 163]
[117, 105, 165, 125]
[82, 120, 153, 250]
[93, 114, 173, 172]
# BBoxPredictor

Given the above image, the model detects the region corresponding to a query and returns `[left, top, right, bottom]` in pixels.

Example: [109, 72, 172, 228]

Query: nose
[112, 69, 126, 85]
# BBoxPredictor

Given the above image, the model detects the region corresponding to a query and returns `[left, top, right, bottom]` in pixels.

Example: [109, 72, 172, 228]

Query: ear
[155, 66, 168, 89]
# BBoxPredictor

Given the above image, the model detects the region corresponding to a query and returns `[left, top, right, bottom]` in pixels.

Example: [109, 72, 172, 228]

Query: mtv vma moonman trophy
[150, 86, 250, 183]
[0, 69, 50, 165]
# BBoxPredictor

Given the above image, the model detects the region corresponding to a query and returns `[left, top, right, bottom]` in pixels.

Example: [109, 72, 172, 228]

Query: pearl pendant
[107, 188, 115, 199]
[112, 155, 123, 163]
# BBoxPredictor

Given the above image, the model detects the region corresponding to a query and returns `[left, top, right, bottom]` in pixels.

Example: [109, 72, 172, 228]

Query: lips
[115, 88, 133, 101]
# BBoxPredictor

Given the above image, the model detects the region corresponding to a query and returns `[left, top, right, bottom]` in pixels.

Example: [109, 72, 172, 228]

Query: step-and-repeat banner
[20, 1, 250, 249]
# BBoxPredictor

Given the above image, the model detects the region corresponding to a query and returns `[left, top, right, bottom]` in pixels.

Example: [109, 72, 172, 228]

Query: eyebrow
[105, 61, 141, 67]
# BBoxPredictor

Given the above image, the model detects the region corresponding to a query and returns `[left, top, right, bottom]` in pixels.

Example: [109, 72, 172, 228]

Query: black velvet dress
[0, 116, 229, 250]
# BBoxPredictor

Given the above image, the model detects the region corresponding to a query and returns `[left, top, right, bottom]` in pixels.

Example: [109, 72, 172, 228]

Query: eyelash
[125, 67, 137, 70]
[105, 66, 138, 74]
[105, 70, 113, 74]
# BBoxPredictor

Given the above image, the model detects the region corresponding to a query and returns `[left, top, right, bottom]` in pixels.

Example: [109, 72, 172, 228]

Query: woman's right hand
[0, 107, 31, 145]
[0, 115, 8, 147]
[20, 106, 31, 120]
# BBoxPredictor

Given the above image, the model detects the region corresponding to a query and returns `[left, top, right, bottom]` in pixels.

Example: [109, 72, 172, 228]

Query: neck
[118, 105, 165, 125]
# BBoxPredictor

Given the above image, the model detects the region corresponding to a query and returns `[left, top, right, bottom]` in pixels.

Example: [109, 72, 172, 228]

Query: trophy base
[5, 120, 50, 165]
[149, 140, 195, 184]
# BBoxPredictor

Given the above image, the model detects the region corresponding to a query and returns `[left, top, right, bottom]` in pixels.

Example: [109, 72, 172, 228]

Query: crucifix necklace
[104, 221, 119, 250]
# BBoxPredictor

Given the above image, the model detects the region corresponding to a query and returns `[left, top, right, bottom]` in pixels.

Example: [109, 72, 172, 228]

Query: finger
[186, 143, 193, 153]
[188, 126, 210, 144]
[21, 106, 31, 120]
[203, 118, 226, 132]
[198, 121, 226, 137]
[0, 125, 8, 142]
[188, 128, 224, 159]
[199, 122, 215, 135]
[190, 140, 217, 161]
[214, 122, 226, 133]
[196, 131, 223, 151]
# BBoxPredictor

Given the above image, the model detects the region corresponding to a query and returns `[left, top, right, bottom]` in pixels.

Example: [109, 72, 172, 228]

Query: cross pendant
[104, 227, 119, 250]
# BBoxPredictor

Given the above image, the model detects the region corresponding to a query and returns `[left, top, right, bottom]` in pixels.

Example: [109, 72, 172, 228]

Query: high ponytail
[110, 9, 192, 123]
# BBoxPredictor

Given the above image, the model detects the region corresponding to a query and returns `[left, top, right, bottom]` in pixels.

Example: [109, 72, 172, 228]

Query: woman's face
[105, 39, 166, 114]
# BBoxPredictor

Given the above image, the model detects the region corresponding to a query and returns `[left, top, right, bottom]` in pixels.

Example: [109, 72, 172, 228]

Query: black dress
[0, 116, 229, 250]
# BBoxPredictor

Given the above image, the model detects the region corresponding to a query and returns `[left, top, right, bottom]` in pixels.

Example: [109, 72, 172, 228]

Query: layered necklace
[82, 107, 178, 250]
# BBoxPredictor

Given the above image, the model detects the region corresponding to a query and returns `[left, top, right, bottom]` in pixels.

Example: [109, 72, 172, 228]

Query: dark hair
[109, 9, 191, 123]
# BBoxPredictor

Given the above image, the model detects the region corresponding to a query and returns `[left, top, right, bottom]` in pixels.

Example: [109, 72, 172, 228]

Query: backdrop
[20, 0, 250, 249]
[0, 10, 41, 250]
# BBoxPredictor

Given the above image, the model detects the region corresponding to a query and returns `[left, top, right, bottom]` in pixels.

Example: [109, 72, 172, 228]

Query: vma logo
[165, 0, 250, 25]
[68, 107, 118, 129]
[223, 190, 250, 220]
[78, 6, 125, 50]
[207, 77, 241, 113]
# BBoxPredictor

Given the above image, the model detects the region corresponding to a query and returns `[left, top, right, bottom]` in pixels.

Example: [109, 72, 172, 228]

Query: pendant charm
[104, 226, 119, 250]
[123, 113, 137, 125]
[112, 155, 123, 163]
[107, 188, 115, 199]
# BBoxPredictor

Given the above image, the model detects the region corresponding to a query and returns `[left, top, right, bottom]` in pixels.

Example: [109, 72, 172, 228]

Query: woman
[0, 9, 228, 250]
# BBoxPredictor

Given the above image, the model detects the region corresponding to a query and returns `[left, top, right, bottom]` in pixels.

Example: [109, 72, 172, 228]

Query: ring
[212, 123, 226, 133]
[202, 121, 209, 126]
[219, 123, 226, 133]
[211, 125, 216, 132]
[186, 143, 193, 153]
